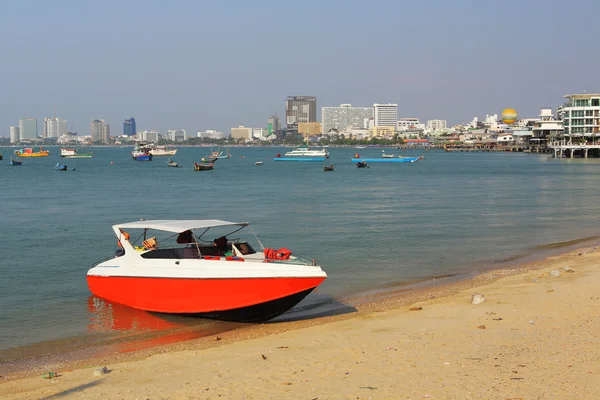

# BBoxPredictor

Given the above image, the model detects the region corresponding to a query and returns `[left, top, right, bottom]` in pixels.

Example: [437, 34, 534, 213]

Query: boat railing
[268, 253, 318, 266]
[91, 255, 117, 267]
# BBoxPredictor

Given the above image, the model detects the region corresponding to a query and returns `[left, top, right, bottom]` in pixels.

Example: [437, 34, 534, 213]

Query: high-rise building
[285, 96, 316, 131]
[44, 117, 67, 138]
[373, 103, 398, 128]
[197, 130, 224, 139]
[9, 126, 20, 143]
[101, 124, 111, 142]
[167, 129, 187, 141]
[322, 104, 374, 134]
[19, 118, 38, 140]
[90, 119, 109, 142]
[267, 115, 280, 136]
[123, 117, 136, 136]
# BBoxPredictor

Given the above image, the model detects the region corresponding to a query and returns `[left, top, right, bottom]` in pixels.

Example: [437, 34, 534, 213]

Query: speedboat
[54, 163, 68, 171]
[167, 159, 181, 167]
[255, 161, 264, 166]
[86, 219, 327, 322]
[356, 161, 368, 168]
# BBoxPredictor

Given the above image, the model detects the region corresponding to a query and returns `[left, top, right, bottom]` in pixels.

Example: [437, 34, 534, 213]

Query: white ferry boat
[284, 145, 329, 158]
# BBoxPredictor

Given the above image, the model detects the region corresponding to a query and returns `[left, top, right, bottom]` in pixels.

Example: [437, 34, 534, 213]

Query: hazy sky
[1, 0, 599, 136]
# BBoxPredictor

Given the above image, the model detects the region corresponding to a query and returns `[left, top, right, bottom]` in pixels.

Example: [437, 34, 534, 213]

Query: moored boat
[14, 146, 49, 157]
[54, 163, 68, 171]
[255, 161, 263, 166]
[149, 145, 177, 156]
[60, 148, 93, 158]
[274, 145, 329, 161]
[194, 162, 214, 171]
[323, 163, 334, 171]
[9, 158, 22, 166]
[167, 158, 181, 167]
[351, 156, 421, 163]
[356, 161, 368, 168]
[201, 156, 218, 163]
[86, 219, 327, 322]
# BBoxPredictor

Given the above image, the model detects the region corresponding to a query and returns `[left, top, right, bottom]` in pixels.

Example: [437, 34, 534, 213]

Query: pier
[547, 141, 600, 158]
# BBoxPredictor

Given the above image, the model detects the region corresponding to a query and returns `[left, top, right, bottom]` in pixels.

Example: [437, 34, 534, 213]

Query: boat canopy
[114, 219, 249, 233]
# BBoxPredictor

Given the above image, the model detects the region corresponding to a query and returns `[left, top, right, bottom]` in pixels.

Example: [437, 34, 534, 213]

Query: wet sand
[2, 245, 600, 399]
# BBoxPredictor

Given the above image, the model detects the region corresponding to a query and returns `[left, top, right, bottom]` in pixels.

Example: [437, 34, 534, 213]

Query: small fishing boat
[323, 163, 334, 171]
[54, 163, 68, 171]
[60, 148, 93, 158]
[86, 219, 327, 322]
[201, 156, 218, 163]
[167, 159, 181, 168]
[356, 161, 369, 168]
[9, 158, 22, 166]
[194, 162, 214, 171]
[15, 146, 49, 157]
[255, 161, 263, 166]
[351, 156, 421, 163]
[381, 150, 395, 158]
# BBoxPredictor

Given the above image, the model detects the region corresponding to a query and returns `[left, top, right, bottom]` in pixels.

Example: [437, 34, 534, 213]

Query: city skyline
[1, 0, 600, 136]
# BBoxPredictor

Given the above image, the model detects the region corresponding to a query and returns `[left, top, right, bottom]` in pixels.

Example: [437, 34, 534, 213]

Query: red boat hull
[87, 276, 325, 322]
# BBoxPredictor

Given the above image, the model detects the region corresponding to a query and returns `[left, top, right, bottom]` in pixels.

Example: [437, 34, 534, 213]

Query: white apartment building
[197, 130, 224, 139]
[44, 117, 67, 138]
[321, 104, 374, 134]
[397, 117, 423, 131]
[558, 94, 600, 137]
[253, 128, 266, 139]
[373, 103, 398, 127]
[167, 129, 187, 142]
[426, 119, 447, 131]
[137, 130, 159, 142]
[9, 126, 19, 143]
[90, 119, 108, 142]
[19, 117, 37, 140]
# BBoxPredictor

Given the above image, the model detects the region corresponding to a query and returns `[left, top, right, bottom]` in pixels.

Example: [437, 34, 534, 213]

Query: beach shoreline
[3, 242, 600, 399]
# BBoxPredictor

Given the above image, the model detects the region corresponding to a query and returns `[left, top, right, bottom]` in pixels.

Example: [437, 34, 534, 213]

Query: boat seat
[142, 237, 157, 250]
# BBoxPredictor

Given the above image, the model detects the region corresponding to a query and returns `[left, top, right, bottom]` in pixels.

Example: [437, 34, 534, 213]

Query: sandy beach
[2, 246, 600, 400]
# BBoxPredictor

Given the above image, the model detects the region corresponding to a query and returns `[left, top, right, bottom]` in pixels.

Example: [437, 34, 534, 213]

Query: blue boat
[133, 153, 153, 161]
[350, 156, 422, 163]
[54, 163, 68, 171]
[10, 158, 22, 166]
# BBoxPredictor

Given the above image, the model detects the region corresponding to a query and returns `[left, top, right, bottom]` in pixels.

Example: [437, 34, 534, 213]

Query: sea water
[2, 146, 600, 358]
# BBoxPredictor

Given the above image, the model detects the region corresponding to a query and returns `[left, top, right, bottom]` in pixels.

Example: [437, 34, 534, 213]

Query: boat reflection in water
[87, 296, 242, 354]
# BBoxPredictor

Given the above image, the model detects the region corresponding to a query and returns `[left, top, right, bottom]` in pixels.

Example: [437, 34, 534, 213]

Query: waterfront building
[531, 108, 564, 142]
[123, 117, 136, 136]
[90, 119, 108, 142]
[44, 117, 67, 138]
[558, 94, 600, 138]
[9, 126, 19, 143]
[230, 126, 253, 140]
[19, 118, 37, 140]
[286, 96, 317, 132]
[426, 119, 447, 131]
[252, 128, 266, 139]
[267, 115, 280, 136]
[373, 103, 397, 127]
[137, 130, 159, 142]
[197, 129, 224, 140]
[322, 104, 374, 134]
[167, 129, 187, 142]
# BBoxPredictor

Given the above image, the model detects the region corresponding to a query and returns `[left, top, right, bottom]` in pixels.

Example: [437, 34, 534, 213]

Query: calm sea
[2, 146, 600, 361]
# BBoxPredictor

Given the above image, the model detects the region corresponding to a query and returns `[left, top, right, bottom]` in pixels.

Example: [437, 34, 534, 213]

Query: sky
[1, 0, 600, 136]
